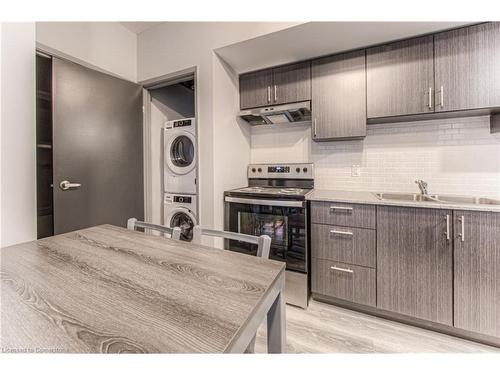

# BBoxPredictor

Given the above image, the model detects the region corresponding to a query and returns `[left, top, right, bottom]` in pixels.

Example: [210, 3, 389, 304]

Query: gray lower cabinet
[239, 68, 273, 109]
[434, 22, 500, 113]
[272, 61, 311, 105]
[311, 223, 376, 268]
[367, 35, 434, 119]
[312, 258, 376, 307]
[311, 49, 366, 140]
[454, 210, 500, 338]
[377, 206, 453, 326]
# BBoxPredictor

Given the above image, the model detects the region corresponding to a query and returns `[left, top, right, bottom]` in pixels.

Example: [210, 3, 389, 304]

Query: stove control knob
[251, 168, 256, 173]
[303, 167, 308, 173]
[257, 168, 262, 173]
[296, 167, 301, 173]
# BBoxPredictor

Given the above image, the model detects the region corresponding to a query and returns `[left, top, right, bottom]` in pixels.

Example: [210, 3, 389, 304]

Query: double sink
[373, 192, 500, 206]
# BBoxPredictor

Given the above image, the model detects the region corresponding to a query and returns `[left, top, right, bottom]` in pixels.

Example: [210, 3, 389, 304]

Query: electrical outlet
[351, 165, 361, 177]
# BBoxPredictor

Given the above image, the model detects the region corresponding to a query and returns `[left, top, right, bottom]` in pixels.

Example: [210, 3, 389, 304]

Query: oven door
[224, 196, 307, 273]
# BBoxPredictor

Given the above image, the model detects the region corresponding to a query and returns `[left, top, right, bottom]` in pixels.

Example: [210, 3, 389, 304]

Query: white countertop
[306, 189, 500, 213]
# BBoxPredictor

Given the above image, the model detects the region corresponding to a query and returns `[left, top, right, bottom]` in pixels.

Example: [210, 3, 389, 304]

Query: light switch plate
[351, 165, 361, 177]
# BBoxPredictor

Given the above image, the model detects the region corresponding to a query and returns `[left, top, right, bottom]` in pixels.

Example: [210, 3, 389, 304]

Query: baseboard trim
[312, 293, 500, 349]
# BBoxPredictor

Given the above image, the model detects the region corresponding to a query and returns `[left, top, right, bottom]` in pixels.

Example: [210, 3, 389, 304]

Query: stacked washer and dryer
[163, 118, 198, 241]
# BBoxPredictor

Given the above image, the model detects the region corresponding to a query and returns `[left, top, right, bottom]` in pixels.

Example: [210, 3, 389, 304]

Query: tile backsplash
[250, 115, 500, 198]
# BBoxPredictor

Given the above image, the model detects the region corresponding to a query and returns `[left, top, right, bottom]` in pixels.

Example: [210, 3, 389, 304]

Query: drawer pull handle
[330, 229, 353, 236]
[330, 206, 353, 211]
[330, 266, 354, 274]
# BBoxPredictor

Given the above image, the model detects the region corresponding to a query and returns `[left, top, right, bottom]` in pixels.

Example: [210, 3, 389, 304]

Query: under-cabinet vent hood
[238, 101, 311, 125]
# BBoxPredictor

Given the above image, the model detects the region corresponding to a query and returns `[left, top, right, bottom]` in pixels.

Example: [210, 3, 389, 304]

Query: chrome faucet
[415, 180, 429, 195]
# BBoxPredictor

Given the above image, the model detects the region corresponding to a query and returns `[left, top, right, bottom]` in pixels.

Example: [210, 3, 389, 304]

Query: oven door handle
[224, 196, 305, 208]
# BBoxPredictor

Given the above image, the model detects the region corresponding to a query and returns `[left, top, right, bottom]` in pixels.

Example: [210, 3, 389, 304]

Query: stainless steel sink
[373, 192, 500, 206]
[372, 192, 441, 202]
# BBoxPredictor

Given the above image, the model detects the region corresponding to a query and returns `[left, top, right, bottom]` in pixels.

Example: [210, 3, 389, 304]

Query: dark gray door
[434, 22, 500, 112]
[272, 62, 311, 105]
[239, 68, 273, 109]
[377, 206, 453, 325]
[53, 58, 143, 234]
[367, 35, 434, 119]
[312, 49, 366, 141]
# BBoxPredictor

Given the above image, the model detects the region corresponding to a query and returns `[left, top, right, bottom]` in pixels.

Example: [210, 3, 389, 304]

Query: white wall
[36, 22, 137, 82]
[250, 116, 500, 198]
[137, 22, 298, 239]
[0, 23, 37, 247]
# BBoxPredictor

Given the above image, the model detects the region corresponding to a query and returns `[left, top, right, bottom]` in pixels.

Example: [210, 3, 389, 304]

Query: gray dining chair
[127, 218, 182, 240]
[192, 225, 272, 353]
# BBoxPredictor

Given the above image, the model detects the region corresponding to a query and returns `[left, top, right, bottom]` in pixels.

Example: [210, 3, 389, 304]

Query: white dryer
[164, 193, 197, 242]
[164, 117, 197, 194]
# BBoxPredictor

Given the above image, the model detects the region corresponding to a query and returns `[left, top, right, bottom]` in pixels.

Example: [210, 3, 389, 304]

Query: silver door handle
[330, 229, 353, 236]
[440, 85, 444, 109]
[428, 87, 432, 109]
[459, 215, 465, 242]
[59, 180, 81, 191]
[445, 214, 450, 240]
[267, 86, 271, 103]
[330, 206, 353, 211]
[313, 118, 317, 138]
[331, 266, 354, 274]
[274, 85, 277, 102]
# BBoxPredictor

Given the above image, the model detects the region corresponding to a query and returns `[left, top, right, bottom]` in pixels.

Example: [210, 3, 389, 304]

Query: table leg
[267, 276, 285, 353]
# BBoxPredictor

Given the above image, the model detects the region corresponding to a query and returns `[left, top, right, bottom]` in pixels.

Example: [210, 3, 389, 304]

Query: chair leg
[244, 335, 256, 353]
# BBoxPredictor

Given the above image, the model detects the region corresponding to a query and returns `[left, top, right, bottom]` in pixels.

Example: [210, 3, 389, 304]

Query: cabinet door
[377, 206, 453, 325]
[312, 50, 366, 140]
[435, 22, 500, 112]
[272, 62, 311, 105]
[367, 36, 434, 118]
[454, 210, 500, 338]
[239, 68, 273, 109]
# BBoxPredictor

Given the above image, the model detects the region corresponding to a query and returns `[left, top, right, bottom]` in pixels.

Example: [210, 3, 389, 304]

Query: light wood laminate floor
[255, 300, 500, 353]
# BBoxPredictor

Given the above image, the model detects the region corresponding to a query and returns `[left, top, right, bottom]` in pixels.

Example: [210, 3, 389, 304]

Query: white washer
[164, 193, 197, 242]
[164, 117, 197, 194]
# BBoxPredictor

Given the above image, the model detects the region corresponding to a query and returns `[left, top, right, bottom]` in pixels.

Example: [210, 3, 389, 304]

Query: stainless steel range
[224, 163, 314, 308]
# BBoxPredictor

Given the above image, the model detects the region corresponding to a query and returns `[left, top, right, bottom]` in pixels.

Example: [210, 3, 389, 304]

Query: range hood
[238, 101, 311, 125]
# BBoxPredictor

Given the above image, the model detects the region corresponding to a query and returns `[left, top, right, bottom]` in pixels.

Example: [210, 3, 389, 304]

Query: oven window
[238, 212, 288, 249]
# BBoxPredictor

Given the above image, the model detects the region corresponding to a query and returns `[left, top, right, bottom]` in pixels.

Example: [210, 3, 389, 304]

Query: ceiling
[215, 22, 474, 73]
[120, 22, 164, 34]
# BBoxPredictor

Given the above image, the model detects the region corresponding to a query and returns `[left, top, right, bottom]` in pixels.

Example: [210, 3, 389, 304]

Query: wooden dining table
[0, 224, 286, 353]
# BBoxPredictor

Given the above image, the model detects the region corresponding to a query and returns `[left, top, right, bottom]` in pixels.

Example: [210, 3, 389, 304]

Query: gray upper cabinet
[272, 62, 311, 105]
[311, 50, 367, 141]
[239, 68, 273, 109]
[367, 35, 434, 119]
[435, 22, 500, 113]
[377, 206, 453, 326]
[239, 63, 311, 109]
[454, 210, 500, 338]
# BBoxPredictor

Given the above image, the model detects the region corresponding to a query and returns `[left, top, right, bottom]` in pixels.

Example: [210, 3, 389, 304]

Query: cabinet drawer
[311, 258, 376, 307]
[311, 223, 376, 268]
[311, 201, 376, 229]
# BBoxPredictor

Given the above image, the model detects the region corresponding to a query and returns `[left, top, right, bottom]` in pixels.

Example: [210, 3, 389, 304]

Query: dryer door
[166, 131, 196, 175]
[168, 208, 197, 242]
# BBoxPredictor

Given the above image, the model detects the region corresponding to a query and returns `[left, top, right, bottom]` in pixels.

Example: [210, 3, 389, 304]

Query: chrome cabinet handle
[267, 86, 271, 103]
[330, 229, 353, 236]
[313, 118, 317, 138]
[330, 206, 353, 211]
[331, 266, 354, 274]
[274, 85, 277, 102]
[440, 85, 444, 109]
[428, 87, 432, 109]
[459, 215, 465, 242]
[59, 180, 81, 191]
[445, 214, 450, 240]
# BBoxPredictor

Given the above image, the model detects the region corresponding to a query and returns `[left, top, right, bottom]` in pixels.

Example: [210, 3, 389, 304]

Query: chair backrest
[192, 226, 271, 259]
[127, 218, 181, 241]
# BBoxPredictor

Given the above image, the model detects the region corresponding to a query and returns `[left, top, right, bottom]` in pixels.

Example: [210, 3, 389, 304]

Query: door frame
[140, 67, 199, 225]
